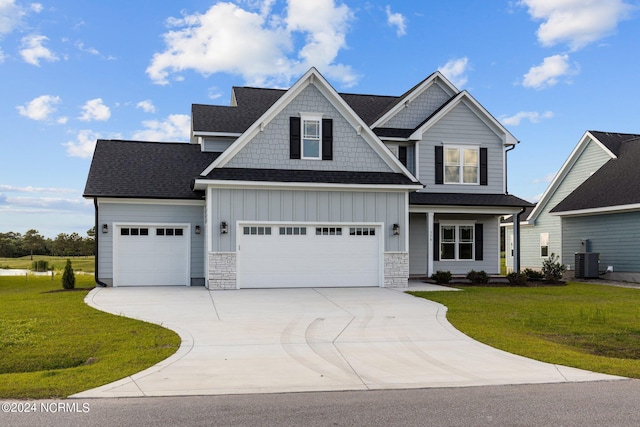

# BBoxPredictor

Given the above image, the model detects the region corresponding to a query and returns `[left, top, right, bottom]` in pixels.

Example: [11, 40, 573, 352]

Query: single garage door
[237, 223, 381, 288]
[114, 225, 189, 286]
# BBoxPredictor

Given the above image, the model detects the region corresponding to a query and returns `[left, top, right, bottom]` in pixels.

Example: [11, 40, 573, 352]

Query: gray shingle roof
[551, 132, 640, 213]
[84, 140, 220, 199]
[410, 192, 533, 208]
[202, 168, 417, 186]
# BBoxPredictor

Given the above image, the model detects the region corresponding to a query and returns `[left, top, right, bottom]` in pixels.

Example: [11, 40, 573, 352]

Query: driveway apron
[72, 286, 622, 397]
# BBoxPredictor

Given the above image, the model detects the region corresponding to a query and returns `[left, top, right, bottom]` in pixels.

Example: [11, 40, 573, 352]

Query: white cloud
[438, 57, 470, 88]
[0, 184, 76, 194]
[208, 87, 222, 100]
[533, 172, 556, 184]
[56, 116, 68, 124]
[519, 0, 634, 50]
[385, 5, 406, 36]
[0, 0, 24, 35]
[16, 94, 61, 120]
[75, 41, 100, 56]
[131, 114, 191, 142]
[63, 129, 101, 158]
[19, 34, 58, 65]
[500, 110, 554, 126]
[522, 54, 578, 89]
[136, 100, 157, 113]
[0, 46, 5, 62]
[79, 98, 111, 121]
[30, 3, 43, 13]
[147, 0, 357, 88]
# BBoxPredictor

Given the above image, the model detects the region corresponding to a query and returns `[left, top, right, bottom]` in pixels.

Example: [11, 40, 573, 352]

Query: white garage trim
[236, 221, 384, 289]
[113, 222, 191, 287]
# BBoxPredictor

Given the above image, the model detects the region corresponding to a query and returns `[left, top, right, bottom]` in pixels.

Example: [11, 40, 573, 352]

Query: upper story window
[445, 146, 479, 184]
[302, 115, 322, 159]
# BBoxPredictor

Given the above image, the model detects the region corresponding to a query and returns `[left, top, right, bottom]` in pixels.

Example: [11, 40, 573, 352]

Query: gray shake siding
[225, 84, 392, 172]
[418, 102, 504, 194]
[209, 188, 407, 252]
[562, 212, 640, 274]
[505, 137, 611, 270]
[383, 84, 451, 129]
[97, 201, 206, 285]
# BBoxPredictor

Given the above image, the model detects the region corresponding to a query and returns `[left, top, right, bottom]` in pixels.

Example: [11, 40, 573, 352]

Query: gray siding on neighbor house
[224, 84, 393, 172]
[383, 83, 451, 129]
[409, 213, 500, 276]
[561, 212, 640, 273]
[97, 201, 206, 284]
[209, 188, 407, 252]
[202, 137, 235, 153]
[505, 137, 612, 269]
[417, 102, 505, 194]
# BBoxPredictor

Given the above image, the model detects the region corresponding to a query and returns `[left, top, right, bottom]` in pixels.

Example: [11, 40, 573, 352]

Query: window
[440, 225, 474, 260]
[120, 227, 148, 236]
[279, 227, 307, 235]
[302, 115, 322, 159]
[156, 227, 184, 236]
[540, 233, 549, 257]
[349, 227, 376, 236]
[316, 227, 342, 236]
[243, 226, 272, 235]
[445, 146, 479, 184]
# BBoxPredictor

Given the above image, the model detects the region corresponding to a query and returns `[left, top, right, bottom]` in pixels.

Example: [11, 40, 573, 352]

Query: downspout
[504, 143, 518, 194]
[93, 198, 108, 287]
[514, 206, 527, 273]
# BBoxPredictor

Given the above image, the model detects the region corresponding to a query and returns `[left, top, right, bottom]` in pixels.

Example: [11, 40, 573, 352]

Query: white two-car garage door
[237, 223, 382, 288]
[114, 225, 189, 286]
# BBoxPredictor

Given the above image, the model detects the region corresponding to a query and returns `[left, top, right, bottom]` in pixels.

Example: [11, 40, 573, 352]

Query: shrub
[507, 272, 528, 286]
[431, 270, 452, 285]
[31, 260, 49, 272]
[542, 253, 566, 284]
[62, 259, 75, 290]
[523, 268, 544, 280]
[466, 270, 489, 284]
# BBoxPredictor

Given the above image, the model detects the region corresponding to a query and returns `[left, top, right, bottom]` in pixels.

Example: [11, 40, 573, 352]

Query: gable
[223, 83, 393, 173]
[381, 83, 452, 129]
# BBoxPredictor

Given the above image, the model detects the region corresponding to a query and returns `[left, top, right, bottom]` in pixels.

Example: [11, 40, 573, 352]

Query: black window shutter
[475, 223, 484, 261]
[290, 117, 301, 159]
[480, 147, 488, 186]
[433, 222, 440, 261]
[435, 146, 443, 184]
[398, 146, 407, 166]
[321, 118, 333, 160]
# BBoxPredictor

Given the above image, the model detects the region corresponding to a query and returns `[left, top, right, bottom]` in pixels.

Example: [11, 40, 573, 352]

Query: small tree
[62, 259, 75, 290]
[542, 253, 566, 284]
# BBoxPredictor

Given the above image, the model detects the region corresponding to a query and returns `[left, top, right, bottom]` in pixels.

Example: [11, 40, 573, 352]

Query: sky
[1, 0, 639, 238]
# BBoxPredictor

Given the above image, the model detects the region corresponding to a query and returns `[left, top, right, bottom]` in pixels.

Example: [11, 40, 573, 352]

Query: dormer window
[302, 114, 322, 159]
[289, 115, 333, 161]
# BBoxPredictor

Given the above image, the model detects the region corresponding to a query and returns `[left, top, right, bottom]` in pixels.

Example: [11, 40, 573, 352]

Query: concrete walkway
[72, 285, 622, 398]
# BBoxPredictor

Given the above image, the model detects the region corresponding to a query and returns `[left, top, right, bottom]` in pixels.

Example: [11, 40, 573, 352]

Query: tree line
[0, 228, 95, 258]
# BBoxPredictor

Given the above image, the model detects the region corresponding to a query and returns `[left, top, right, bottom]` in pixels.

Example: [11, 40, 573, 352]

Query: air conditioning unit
[575, 252, 599, 278]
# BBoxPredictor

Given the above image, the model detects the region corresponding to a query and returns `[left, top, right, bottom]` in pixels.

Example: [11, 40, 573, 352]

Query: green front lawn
[0, 275, 180, 398]
[410, 282, 640, 378]
[0, 255, 95, 273]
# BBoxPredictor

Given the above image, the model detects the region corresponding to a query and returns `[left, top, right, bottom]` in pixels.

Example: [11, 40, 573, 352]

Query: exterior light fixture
[392, 223, 400, 236]
[220, 221, 229, 235]
[102, 223, 108, 234]
[195, 225, 201, 234]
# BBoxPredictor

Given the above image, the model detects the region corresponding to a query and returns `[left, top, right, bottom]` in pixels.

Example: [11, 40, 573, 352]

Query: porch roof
[410, 192, 533, 208]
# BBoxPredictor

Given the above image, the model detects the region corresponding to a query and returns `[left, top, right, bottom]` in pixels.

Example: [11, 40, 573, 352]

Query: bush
[507, 272, 528, 286]
[431, 270, 452, 285]
[466, 270, 490, 284]
[62, 259, 75, 290]
[31, 260, 49, 272]
[542, 253, 566, 284]
[523, 268, 544, 280]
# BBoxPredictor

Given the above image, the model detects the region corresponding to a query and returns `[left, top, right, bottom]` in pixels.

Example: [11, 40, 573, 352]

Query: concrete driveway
[72, 285, 622, 398]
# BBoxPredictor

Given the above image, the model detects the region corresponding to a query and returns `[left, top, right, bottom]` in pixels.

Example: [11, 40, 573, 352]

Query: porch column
[512, 212, 520, 272]
[427, 211, 434, 276]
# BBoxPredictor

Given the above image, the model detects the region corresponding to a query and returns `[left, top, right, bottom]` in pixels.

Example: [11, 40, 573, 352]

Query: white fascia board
[194, 179, 423, 192]
[193, 131, 242, 138]
[527, 131, 616, 222]
[97, 198, 205, 206]
[371, 72, 458, 128]
[410, 92, 518, 146]
[409, 205, 522, 215]
[551, 203, 640, 217]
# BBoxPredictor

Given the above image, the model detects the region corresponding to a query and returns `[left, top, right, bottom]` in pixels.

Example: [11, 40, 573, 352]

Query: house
[83, 67, 531, 289]
[503, 131, 640, 282]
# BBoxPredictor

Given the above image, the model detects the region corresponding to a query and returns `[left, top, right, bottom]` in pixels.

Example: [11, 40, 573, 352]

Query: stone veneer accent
[384, 252, 409, 288]
[208, 252, 236, 290]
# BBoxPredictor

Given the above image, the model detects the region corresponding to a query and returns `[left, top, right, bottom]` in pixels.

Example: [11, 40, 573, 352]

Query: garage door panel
[238, 224, 381, 288]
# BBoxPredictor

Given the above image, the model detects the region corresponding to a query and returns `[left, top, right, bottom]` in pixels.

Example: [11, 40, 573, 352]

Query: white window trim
[443, 144, 480, 185]
[300, 112, 323, 160]
[440, 223, 475, 261]
[540, 232, 549, 258]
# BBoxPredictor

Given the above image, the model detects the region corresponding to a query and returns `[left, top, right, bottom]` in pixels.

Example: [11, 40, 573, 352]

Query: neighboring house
[84, 67, 531, 289]
[503, 131, 640, 282]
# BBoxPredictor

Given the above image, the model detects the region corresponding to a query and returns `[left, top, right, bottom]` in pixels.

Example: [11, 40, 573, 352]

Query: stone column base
[384, 252, 409, 288]
[208, 252, 236, 290]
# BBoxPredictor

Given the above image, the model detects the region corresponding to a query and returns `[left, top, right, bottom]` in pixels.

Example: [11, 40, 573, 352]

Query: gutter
[93, 198, 108, 287]
[504, 142, 518, 194]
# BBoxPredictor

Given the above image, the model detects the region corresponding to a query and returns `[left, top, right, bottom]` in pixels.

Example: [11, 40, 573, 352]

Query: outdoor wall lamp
[195, 225, 201, 234]
[392, 223, 400, 236]
[102, 223, 108, 234]
[220, 221, 229, 235]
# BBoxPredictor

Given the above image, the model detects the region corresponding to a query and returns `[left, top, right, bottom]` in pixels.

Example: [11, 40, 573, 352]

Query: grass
[0, 275, 180, 398]
[409, 282, 640, 379]
[0, 255, 95, 273]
